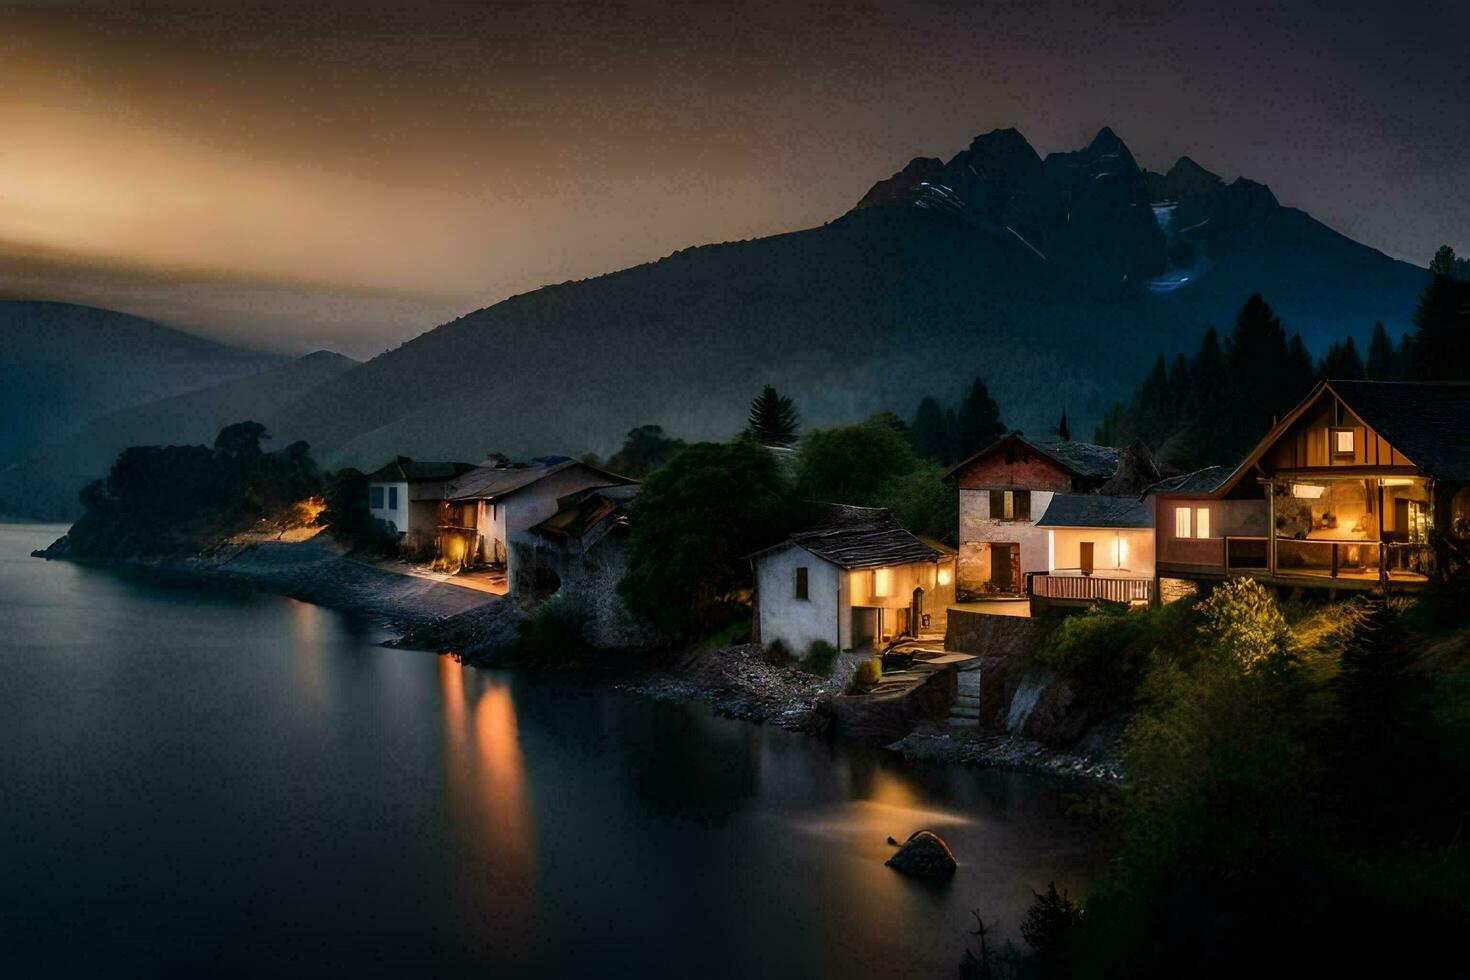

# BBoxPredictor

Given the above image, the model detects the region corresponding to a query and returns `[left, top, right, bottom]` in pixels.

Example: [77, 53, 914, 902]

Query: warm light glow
[873, 567, 892, 597]
[1380, 478, 1414, 487]
[1047, 529, 1056, 572]
[1175, 507, 1192, 538]
[937, 566, 951, 587]
[1292, 483, 1326, 499]
[1335, 429, 1356, 454]
[1195, 507, 1211, 538]
[1114, 534, 1128, 567]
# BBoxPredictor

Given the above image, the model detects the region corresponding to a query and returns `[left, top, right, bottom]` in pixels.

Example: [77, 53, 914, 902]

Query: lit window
[873, 567, 892, 597]
[1332, 428, 1356, 456]
[1195, 508, 1210, 538]
[795, 567, 809, 600]
[1175, 507, 1191, 538]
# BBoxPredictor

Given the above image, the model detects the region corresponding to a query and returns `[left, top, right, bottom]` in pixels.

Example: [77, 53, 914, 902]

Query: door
[990, 544, 1015, 590]
[1080, 541, 1095, 576]
[911, 587, 924, 634]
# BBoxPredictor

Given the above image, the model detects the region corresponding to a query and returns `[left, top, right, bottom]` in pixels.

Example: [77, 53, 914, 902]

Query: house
[1154, 380, 1470, 594]
[751, 505, 957, 655]
[366, 457, 474, 541]
[523, 484, 652, 647]
[438, 457, 636, 592]
[944, 433, 1122, 597]
[1029, 492, 1156, 606]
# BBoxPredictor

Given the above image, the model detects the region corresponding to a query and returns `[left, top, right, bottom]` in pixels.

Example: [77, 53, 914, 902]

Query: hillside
[260, 127, 1428, 471]
[0, 350, 357, 520]
[0, 301, 285, 465]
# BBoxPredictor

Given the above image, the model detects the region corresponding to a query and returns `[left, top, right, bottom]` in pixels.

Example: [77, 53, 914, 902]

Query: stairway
[948, 660, 982, 729]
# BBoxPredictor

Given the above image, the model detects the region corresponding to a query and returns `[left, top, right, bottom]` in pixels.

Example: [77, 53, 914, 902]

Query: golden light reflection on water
[437, 657, 537, 948]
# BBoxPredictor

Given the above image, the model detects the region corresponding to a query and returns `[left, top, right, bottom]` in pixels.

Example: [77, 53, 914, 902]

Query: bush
[764, 638, 794, 665]
[846, 656, 882, 693]
[1196, 577, 1291, 671]
[803, 639, 838, 675]
[1034, 598, 1199, 705]
[1021, 882, 1083, 969]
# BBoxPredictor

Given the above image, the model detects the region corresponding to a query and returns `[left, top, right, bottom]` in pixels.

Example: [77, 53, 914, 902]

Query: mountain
[0, 350, 358, 520]
[253, 127, 1427, 473]
[0, 301, 286, 465]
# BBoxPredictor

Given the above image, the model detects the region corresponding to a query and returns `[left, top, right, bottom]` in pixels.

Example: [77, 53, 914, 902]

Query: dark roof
[445, 459, 633, 502]
[531, 485, 639, 541]
[1329, 380, 1470, 481]
[1036, 493, 1154, 529]
[1146, 465, 1235, 497]
[942, 432, 1121, 481]
[766, 505, 939, 570]
[367, 457, 474, 482]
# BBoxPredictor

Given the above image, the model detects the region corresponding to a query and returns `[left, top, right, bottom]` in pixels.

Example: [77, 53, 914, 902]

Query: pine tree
[911, 397, 951, 464]
[1055, 408, 1070, 441]
[1407, 272, 1470, 380]
[953, 378, 1006, 460]
[745, 385, 799, 445]
[1365, 322, 1396, 380]
[1319, 336, 1365, 381]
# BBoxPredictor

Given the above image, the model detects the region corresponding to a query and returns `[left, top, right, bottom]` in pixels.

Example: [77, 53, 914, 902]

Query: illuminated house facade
[366, 457, 474, 540]
[752, 505, 956, 653]
[944, 434, 1122, 597]
[1154, 380, 1470, 593]
[1030, 493, 1156, 605]
[438, 458, 635, 592]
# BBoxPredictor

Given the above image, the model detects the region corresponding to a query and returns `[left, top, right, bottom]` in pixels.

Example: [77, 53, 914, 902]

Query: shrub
[764, 638, 794, 665]
[846, 656, 882, 693]
[1034, 598, 1199, 705]
[803, 639, 838, 675]
[1021, 882, 1083, 967]
[1196, 577, 1291, 671]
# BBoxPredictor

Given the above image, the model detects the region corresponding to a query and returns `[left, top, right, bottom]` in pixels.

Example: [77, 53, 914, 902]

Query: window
[1332, 427, 1356, 457]
[987, 489, 1029, 521]
[1015, 490, 1031, 521]
[1195, 507, 1211, 538]
[794, 566, 809, 600]
[989, 489, 1005, 519]
[1175, 506, 1191, 538]
[873, 567, 892, 597]
[370, 486, 385, 509]
[387, 486, 399, 510]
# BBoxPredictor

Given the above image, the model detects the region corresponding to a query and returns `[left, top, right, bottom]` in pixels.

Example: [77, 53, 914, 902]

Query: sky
[2, 0, 1467, 359]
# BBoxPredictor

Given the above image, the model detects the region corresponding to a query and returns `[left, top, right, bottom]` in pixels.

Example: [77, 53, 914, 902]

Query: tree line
[1095, 245, 1470, 471]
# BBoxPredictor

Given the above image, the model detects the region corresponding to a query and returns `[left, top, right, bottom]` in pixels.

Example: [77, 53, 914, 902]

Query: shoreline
[33, 532, 1121, 787]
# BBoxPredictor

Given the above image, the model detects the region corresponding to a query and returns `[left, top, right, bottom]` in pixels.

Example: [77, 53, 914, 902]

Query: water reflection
[438, 657, 537, 951]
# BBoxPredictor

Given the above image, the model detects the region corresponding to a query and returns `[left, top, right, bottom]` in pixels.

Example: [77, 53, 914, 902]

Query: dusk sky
[3, 0, 1467, 358]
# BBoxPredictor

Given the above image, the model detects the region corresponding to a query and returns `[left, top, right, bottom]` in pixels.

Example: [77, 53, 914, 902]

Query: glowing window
[873, 567, 893, 597]
[1175, 507, 1191, 538]
[1195, 507, 1211, 538]
[1332, 428, 1356, 456]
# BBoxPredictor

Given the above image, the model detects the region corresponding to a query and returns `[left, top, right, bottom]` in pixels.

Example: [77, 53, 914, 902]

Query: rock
[884, 830, 957, 879]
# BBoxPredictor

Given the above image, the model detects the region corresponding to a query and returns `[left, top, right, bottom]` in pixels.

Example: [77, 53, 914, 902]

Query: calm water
[0, 524, 1102, 978]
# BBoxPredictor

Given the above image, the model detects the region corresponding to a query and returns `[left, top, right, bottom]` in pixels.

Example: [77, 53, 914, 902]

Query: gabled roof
[1036, 493, 1154, 529]
[531, 484, 639, 541]
[757, 505, 939, 570]
[367, 457, 475, 482]
[1197, 380, 1470, 497]
[445, 459, 634, 502]
[942, 432, 1121, 482]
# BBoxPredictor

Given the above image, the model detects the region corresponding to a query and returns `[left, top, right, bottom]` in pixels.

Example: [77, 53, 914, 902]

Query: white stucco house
[439, 457, 635, 595]
[751, 505, 956, 655]
[1031, 493, 1156, 605]
[366, 457, 474, 538]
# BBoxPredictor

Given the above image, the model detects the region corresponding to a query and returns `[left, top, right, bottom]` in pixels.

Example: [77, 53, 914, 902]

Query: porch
[1027, 571, 1152, 606]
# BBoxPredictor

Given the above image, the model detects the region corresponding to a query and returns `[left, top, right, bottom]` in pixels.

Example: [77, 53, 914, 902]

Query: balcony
[1029, 573, 1152, 604]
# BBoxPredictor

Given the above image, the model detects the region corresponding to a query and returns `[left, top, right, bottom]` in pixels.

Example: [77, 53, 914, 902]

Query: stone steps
[948, 660, 984, 728]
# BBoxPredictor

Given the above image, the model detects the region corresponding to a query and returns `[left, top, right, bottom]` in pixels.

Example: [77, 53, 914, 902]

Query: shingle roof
[445, 459, 632, 501]
[367, 457, 474, 482]
[1330, 380, 1470, 481]
[531, 485, 639, 541]
[1036, 493, 1154, 529]
[777, 505, 939, 569]
[1037, 440, 1123, 478]
[1146, 465, 1235, 497]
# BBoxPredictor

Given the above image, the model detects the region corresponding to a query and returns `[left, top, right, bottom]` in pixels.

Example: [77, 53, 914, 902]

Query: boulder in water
[885, 830, 957, 879]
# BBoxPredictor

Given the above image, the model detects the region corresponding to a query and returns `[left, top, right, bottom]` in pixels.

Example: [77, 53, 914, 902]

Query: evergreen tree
[1319, 336, 1365, 381]
[745, 385, 800, 445]
[911, 397, 951, 464]
[1285, 333, 1315, 400]
[1407, 272, 1470, 380]
[1365, 321, 1396, 380]
[1055, 408, 1070, 441]
[953, 378, 1006, 460]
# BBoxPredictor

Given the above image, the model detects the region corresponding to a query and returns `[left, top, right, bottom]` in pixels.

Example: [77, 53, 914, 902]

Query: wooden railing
[1225, 536, 1269, 571]
[1030, 574, 1152, 603]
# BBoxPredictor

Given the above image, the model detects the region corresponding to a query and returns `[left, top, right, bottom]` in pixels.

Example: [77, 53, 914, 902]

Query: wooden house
[1154, 380, 1470, 593]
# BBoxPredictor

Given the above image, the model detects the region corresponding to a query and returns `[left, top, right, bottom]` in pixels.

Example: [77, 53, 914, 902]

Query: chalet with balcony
[1154, 380, 1470, 592]
[944, 433, 1122, 597]
[751, 506, 957, 654]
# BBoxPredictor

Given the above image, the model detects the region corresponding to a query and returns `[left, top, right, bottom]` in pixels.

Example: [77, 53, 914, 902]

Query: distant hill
[0, 350, 357, 520]
[0, 301, 285, 465]
[258, 127, 1429, 471]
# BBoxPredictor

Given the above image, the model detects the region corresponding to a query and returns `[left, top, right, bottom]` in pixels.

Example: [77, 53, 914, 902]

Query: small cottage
[751, 506, 956, 655]
[943, 433, 1122, 597]
[365, 457, 474, 542]
[1030, 493, 1155, 606]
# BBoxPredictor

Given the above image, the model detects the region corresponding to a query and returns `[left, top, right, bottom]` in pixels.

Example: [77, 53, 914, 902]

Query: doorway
[1080, 541, 1095, 576]
[989, 543, 1018, 591]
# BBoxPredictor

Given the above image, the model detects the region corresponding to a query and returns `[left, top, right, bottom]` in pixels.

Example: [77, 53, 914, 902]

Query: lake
[0, 523, 1102, 978]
